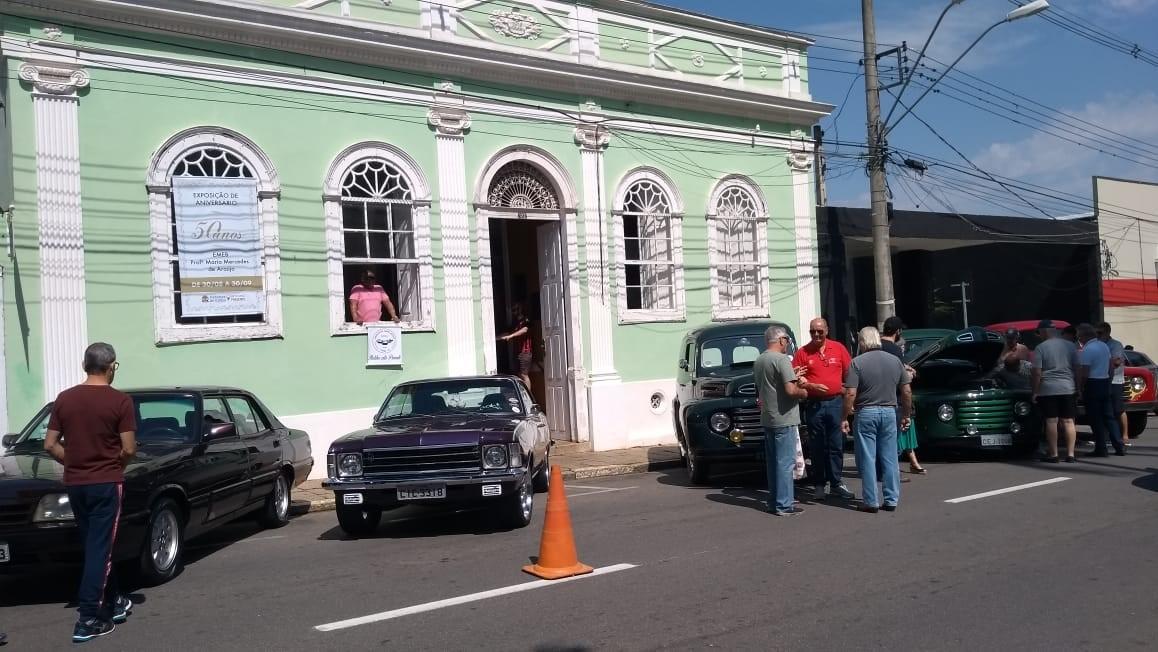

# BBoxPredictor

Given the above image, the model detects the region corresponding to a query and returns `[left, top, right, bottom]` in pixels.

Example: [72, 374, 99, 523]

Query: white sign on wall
[367, 324, 403, 366]
[172, 176, 265, 317]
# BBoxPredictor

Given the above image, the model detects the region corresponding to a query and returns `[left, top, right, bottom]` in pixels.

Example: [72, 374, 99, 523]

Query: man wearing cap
[1031, 319, 1080, 463]
[792, 317, 855, 501]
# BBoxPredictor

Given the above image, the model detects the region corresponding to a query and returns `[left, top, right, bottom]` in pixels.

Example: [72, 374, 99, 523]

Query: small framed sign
[367, 324, 403, 367]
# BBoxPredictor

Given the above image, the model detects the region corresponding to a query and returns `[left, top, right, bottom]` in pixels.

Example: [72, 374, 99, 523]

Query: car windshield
[377, 379, 525, 420]
[698, 333, 796, 376]
[7, 394, 198, 449]
[902, 337, 942, 360]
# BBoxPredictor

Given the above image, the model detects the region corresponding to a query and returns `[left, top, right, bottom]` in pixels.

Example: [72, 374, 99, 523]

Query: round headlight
[1130, 376, 1146, 392]
[937, 404, 955, 423]
[1014, 401, 1031, 416]
[1011, 422, 1022, 434]
[483, 444, 509, 469]
[338, 453, 363, 477]
[965, 424, 979, 436]
[710, 412, 732, 433]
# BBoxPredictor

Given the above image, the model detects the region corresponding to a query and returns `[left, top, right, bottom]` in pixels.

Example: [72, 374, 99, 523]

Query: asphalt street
[3, 430, 1158, 651]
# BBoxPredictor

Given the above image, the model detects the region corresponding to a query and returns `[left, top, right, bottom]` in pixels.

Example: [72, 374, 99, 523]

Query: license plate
[398, 485, 446, 501]
[980, 434, 1012, 447]
[0, 542, 9, 563]
[342, 493, 363, 505]
[481, 484, 502, 497]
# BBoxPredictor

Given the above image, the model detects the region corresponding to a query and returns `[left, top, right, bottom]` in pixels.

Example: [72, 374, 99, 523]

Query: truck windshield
[699, 334, 796, 375]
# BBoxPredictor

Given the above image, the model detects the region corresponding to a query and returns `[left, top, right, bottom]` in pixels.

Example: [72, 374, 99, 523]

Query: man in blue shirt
[1077, 323, 1125, 456]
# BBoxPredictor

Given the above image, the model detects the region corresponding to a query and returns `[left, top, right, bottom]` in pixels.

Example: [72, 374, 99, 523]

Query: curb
[295, 458, 685, 513]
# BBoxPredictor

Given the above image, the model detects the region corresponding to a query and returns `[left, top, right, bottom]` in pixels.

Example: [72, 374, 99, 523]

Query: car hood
[908, 327, 1005, 370]
[0, 451, 65, 499]
[333, 414, 522, 450]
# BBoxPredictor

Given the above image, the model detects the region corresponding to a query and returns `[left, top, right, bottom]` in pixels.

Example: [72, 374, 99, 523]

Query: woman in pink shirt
[349, 270, 400, 324]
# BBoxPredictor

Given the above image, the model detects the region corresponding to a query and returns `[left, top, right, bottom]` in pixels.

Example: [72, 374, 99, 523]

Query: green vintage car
[900, 328, 955, 359]
[673, 320, 802, 484]
[904, 327, 1041, 453]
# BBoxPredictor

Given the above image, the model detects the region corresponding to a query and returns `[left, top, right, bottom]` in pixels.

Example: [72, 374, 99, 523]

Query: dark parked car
[323, 376, 551, 535]
[905, 328, 1040, 453]
[0, 387, 313, 584]
[673, 320, 802, 485]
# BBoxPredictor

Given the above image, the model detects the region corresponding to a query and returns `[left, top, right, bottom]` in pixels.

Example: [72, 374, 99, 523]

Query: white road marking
[945, 477, 1071, 504]
[237, 535, 287, 543]
[567, 486, 638, 498]
[314, 563, 638, 632]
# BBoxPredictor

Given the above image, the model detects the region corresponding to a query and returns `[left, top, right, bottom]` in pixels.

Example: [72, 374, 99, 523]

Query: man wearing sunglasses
[792, 317, 855, 501]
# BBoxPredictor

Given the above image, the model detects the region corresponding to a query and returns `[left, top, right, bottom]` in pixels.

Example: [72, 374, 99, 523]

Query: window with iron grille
[621, 179, 677, 312]
[709, 183, 768, 318]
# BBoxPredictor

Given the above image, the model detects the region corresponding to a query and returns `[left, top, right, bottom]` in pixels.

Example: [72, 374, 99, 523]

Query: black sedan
[323, 376, 551, 535]
[0, 387, 313, 585]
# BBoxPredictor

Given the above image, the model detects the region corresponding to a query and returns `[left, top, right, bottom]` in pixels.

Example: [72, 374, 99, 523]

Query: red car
[986, 320, 1154, 437]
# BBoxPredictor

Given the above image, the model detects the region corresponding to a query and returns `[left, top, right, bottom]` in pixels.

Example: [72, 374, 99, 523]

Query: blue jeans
[67, 483, 124, 620]
[853, 406, 900, 508]
[1085, 379, 1124, 453]
[804, 396, 844, 488]
[764, 425, 798, 513]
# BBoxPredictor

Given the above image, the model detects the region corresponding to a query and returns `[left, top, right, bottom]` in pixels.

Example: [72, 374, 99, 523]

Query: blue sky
[661, 0, 1158, 217]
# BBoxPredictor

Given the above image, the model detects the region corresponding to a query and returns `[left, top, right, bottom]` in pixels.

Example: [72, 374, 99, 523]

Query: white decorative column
[788, 142, 819, 341]
[429, 105, 477, 376]
[20, 61, 91, 401]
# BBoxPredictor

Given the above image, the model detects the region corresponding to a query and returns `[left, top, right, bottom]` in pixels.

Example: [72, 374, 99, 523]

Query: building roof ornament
[18, 61, 90, 96]
[427, 106, 472, 137]
[574, 124, 611, 151]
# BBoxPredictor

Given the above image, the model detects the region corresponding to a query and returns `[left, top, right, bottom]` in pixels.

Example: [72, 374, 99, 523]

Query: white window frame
[612, 167, 685, 324]
[146, 127, 283, 345]
[323, 142, 434, 335]
[708, 175, 770, 321]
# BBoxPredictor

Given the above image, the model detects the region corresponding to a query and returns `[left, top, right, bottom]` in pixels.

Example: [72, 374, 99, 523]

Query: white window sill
[331, 321, 436, 336]
[618, 310, 686, 325]
[712, 308, 771, 322]
[156, 323, 283, 346]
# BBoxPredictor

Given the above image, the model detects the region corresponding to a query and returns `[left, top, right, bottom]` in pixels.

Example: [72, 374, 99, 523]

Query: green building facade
[0, 0, 829, 476]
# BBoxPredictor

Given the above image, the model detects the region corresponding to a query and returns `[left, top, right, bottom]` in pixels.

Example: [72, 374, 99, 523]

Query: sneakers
[882, 504, 897, 512]
[72, 618, 115, 643]
[112, 596, 133, 624]
[773, 506, 805, 516]
[832, 484, 856, 500]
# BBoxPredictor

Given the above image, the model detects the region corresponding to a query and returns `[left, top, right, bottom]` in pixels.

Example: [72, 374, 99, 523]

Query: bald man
[792, 318, 855, 500]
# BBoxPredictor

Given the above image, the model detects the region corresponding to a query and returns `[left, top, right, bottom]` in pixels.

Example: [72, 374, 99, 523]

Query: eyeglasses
[809, 330, 825, 335]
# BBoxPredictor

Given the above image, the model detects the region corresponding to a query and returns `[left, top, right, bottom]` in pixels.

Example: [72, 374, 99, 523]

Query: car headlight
[507, 443, 523, 468]
[1014, 401, 1031, 416]
[709, 412, 732, 433]
[33, 493, 75, 523]
[937, 404, 955, 423]
[1130, 376, 1147, 393]
[337, 453, 363, 478]
[483, 444, 509, 469]
[1011, 422, 1022, 434]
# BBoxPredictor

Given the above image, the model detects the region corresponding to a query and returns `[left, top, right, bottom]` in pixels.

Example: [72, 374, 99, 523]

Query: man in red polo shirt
[792, 317, 855, 500]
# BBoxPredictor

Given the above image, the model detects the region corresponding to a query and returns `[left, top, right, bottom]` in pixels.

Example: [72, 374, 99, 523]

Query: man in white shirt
[1077, 323, 1125, 457]
[1096, 321, 1129, 446]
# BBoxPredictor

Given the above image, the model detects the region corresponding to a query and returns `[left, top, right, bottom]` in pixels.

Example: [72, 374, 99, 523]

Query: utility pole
[950, 281, 970, 329]
[812, 124, 827, 207]
[861, 0, 895, 327]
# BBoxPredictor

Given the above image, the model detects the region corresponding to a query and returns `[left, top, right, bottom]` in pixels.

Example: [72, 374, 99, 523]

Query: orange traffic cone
[522, 465, 594, 580]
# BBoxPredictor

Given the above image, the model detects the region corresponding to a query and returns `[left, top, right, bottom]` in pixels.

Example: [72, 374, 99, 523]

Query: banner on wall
[367, 324, 403, 366]
[172, 176, 265, 317]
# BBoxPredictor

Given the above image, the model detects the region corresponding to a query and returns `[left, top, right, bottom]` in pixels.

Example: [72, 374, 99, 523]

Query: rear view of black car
[0, 387, 312, 585]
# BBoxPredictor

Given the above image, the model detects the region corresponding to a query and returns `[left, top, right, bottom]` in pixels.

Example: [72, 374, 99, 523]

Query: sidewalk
[291, 440, 683, 514]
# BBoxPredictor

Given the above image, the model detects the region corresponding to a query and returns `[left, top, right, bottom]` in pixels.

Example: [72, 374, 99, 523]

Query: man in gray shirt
[753, 325, 808, 516]
[842, 326, 911, 513]
[1031, 319, 1080, 462]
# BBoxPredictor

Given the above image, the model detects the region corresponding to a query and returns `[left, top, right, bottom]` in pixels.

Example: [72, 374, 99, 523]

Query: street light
[885, 0, 1049, 136]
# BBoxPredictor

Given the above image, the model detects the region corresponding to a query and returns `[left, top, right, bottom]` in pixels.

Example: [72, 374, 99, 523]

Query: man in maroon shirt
[792, 318, 855, 500]
[43, 342, 137, 643]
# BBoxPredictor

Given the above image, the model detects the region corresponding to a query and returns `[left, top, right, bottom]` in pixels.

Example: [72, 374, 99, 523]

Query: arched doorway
[476, 150, 582, 443]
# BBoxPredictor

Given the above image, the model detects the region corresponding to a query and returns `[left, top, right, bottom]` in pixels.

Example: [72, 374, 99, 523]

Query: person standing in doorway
[1077, 323, 1125, 457]
[843, 327, 912, 513]
[43, 343, 137, 643]
[880, 316, 926, 475]
[498, 302, 533, 390]
[1097, 321, 1129, 446]
[754, 325, 809, 516]
[1031, 320, 1080, 463]
[792, 318, 855, 501]
[349, 270, 400, 325]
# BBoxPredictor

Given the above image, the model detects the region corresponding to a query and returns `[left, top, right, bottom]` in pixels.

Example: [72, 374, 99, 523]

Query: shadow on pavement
[1131, 467, 1158, 492]
[315, 504, 523, 542]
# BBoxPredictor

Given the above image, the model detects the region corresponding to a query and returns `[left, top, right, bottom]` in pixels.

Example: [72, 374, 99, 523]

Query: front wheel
[686, 452, 710, 485]
[532, 455, 551, 493]
[139, 498, 185, 586]
[500, 477, 534, 529]
[258, 473, 291, 529]
[336, 504, 382, 537]
[1128, 412, 1147, 438]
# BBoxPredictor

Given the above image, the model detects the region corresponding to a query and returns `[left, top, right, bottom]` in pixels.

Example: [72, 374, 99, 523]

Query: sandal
[910, 465, 927, 474]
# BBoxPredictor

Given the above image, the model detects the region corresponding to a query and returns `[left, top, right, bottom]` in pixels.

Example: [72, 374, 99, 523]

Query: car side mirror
[1, 433, 17, 448]
[530, 404, 542, 415]
[679, 360, 688, 371]
[203, 422, 237, 442]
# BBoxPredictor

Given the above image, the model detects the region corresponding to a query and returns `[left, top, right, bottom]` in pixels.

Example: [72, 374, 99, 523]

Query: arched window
[323, 143, 433, 334]
[708, 177, 769, 319]
[146, 127, 282, 344]
[613, 169, 685, 322]
[487, 162, 561, 210]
